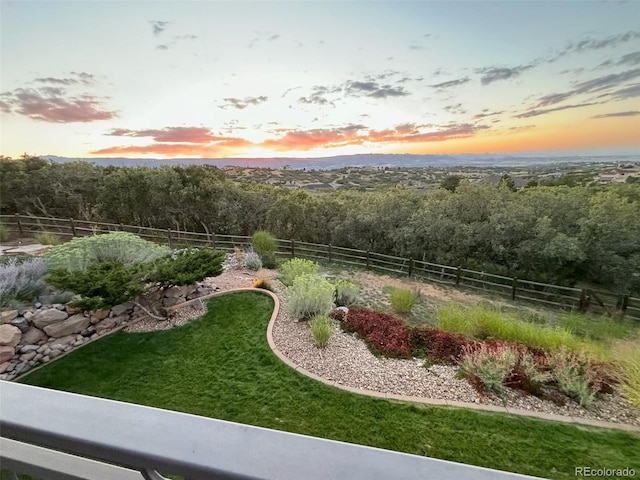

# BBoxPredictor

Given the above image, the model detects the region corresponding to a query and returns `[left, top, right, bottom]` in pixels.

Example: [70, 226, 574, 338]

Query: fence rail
[2, 213, 638, 321]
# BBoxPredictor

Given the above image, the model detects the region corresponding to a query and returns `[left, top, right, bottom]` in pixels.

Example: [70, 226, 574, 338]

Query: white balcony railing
[0, 382, 542, 479]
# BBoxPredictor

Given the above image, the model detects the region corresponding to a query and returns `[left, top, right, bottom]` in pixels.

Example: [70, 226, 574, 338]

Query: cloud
[268, 34, 280, 41]
[515, 102, 599, 119]
[107, 126, 225, 143]
[444, 103, 467, 115]
[345, 81, 409, 98]
[591, 110, 640, 119]
[219, 96, 268, 109]
[477, 65, 533, 85]
[1, 87, 116, 123]
[150, 21, 170, 36]
[430, 77, 470, 89]
[533, 68, 640, 108]
[598, 51, 640, 68]
[34, 72, 96, 86]
[608, 82, 640, 100]
[557, 30, 640, 58]
[298, 85, 340, 106]
[261, 124, 367, 150]
[473, 109, 503, 119]
[91, 140, 250, 157]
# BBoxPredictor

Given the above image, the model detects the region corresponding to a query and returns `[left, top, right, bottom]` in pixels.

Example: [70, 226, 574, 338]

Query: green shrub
[0, 222, 8, 243]
[459, 344, 518, 394]
[46, 261, 145, 310]
[279, 258, 319, 286]
[252, 230, 277, 269]
[547, 350, 597, 406]
[0, 257, 47, 307]
[334, 279, 358, 307]
[35, 231, 62, 245]
[45, 232, 170, 271]
[147, 248, 225, 286]
[437, 305, 583, 352]
[389, 287, 417, 314]
[287, 274, 335, 320]
[310, 314, 333, 348]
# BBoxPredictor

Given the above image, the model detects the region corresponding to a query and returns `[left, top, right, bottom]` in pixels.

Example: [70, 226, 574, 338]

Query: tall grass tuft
[310, 314, 333, 348]
[334, 279, 359, 307]
[615, 343, 640, 408]
[390, 287, 417, 314]
[437, 304, 584, 352]
[0, 256, 48, 306]
[459, 343, 517, 394]
[252, 230, 277, 268]
[35, 231, 62, 245]
[547, 350, 597, 406]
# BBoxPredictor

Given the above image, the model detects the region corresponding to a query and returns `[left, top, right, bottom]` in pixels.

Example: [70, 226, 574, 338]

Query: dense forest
[1, 156, 639, 293]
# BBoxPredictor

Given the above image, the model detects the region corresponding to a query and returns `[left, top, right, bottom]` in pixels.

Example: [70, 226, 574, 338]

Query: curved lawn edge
[260, 289, 640, 433]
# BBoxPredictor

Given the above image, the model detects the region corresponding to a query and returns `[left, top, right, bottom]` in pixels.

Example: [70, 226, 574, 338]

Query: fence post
[511, 277, 518, 301]
[167, 229, 172, 248]
[408, 258, 413, 277]
[366, 251, 370, 268]
[15, 213, 23, 236]
[69, 218, 77, 237]
[328, 244, 332, 262]
[455, 266, 462, 286]
[119, 223, 124, 231]
[620, 294, 629, 318]
[579, 289, 588, 312]
[291, 239, 295, 258]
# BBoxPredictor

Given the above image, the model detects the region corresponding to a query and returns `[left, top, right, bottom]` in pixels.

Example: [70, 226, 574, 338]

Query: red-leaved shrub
[410, 326, 474, 364]
[342, 308, 412, 358]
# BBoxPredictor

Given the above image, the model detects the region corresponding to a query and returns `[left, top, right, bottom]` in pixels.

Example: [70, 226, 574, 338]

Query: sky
[1, 0, 639, 159]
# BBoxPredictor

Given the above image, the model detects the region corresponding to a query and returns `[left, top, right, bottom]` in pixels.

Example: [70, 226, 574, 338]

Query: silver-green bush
[334, 279, 359, 306]
[44, 232, 171, 271]
[287, 274, 334, 320]
[244, 250, 263, 271]
[279, 258, 319, 286]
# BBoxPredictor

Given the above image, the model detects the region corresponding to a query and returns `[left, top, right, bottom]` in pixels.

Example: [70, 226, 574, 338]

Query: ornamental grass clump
[547, 350, 598, 406]
[0, 222, 8, 243]
[244, 250, 263, 271]
[617, 347, 640, 408]
[252, 230, 277, 268]
[310, 314, 333, 348]
[44, 232, 170, 271]
[334, 279, 358, 307]
[35, 231, 62, 246]
[279, 258, 319, 286]
[287, 274, 334, 320]
[0, 256, 47, 307]
[459, 343, 518, 394]
[389, 287, 417, 314]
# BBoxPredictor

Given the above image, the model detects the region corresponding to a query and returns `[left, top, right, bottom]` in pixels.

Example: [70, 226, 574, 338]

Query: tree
[440, 175, 462, 192]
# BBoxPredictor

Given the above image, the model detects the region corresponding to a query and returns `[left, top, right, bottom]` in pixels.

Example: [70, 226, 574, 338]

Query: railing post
[15, 213, 23, 236]
[69, 218, 77, 237]
[511, 277, 518, 300]
[119, 223, 124, 231]
[328, 244, 332, 262]
[366, 251, 370, 268]
[291, 239, 295, 258]
[620, 294, 629, 319]
[455, 266, 462, 286]
[408, 258, 413, 277]
[579, 289, 588, 312]
[167, 229, 172, 248]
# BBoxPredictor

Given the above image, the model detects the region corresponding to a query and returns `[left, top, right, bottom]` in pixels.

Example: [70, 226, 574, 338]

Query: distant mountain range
[43, 153, 640, 170]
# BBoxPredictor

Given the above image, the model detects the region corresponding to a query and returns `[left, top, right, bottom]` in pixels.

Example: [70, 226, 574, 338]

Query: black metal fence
[2, 213, 638, 321]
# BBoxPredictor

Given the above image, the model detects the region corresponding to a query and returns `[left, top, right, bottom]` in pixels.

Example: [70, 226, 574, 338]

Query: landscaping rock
[19, 345, 39, 354]
[32, 309, 68, 329]
[0, 361, 10, 374]
[90, 309, 110, 321]
[0, 310, 18, 324]
[11, 316, 30, 332]
[44, 314, 90, 338]
[111, 302, 134, 317]
[21, 351, 37, 361]
[162, 297, 182, 308]
[164, 286, 187, 298]
[21, 327, 47, 345]
[23, 311, 34, 321]
[95, 317, 119, 332]
[48, 335, 77, 350]
[48, 350, 62, 359]
[0, 346, 15, 363]
[65, 305, 82, 315]
[53, 304, 66, 311]
[0, 324, 22, 347]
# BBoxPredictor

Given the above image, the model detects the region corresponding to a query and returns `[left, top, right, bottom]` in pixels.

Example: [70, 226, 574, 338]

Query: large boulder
[32, 309, 68, 329]
[0, 324, 22, 347]
[0, 346, 15, 363]
[0, 310, 18, 324]
[21, 327, 47, 345]
[111, 302, 134, 317]
[43, 314, 90, 338]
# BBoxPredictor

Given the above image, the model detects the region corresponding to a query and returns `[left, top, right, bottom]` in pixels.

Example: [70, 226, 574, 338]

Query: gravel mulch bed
[125, 265, 640, 428]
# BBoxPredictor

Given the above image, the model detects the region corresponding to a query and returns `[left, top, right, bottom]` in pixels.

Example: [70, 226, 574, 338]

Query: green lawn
[20, 292, 640, 479]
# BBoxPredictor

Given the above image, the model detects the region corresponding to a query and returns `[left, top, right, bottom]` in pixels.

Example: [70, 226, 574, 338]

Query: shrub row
[342, 308, 412, 358]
